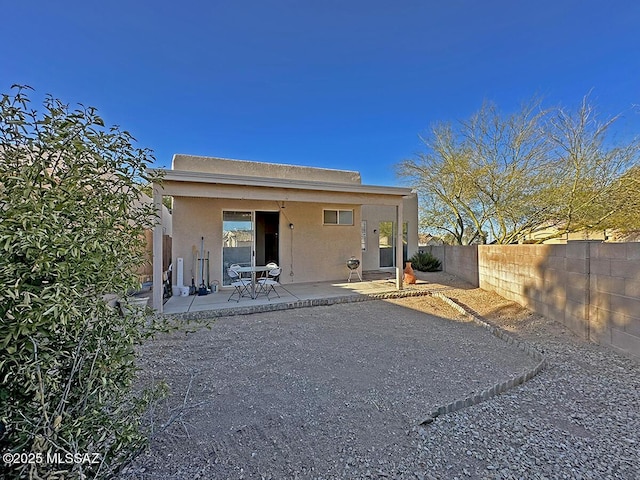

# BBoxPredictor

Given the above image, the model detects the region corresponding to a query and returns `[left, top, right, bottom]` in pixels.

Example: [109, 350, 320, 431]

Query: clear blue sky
[3, 0, 639, 185]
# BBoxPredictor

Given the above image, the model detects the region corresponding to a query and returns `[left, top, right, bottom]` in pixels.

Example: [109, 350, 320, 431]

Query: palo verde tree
[398, 95, 640, 244]
[544, 96, 640, 240]
[0, 85, 165, 479]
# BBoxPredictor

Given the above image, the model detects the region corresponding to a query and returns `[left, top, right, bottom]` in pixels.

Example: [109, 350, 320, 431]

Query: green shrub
[0, 86, 166, 479]
[408, 251, 442, 272]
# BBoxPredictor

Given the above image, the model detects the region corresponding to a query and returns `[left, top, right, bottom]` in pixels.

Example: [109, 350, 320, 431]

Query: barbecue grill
[346, 256, 362, 282]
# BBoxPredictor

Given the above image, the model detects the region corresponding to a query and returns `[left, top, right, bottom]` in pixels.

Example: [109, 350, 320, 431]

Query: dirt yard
[120, 273, 542, 478]
[120, 272, 640, 479]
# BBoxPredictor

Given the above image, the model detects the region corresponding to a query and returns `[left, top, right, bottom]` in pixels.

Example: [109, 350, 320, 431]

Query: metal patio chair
[256, 266, 282, 300]
[258, 262, 279, 280]
[227, 266, 251, 302]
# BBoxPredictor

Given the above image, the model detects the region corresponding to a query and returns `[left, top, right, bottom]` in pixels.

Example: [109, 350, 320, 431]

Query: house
[150, 155, 418, 311]
[137, 191, 172, 284]
[520, 224, 640, 244]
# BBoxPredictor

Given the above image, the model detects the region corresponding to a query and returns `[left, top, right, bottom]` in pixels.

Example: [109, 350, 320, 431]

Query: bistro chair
[259, 262, 279, 279]
[257, 266, 282, 300]
[227, 266, 251, 302]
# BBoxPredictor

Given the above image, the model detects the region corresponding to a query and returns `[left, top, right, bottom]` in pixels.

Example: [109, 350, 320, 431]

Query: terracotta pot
[403, 261, 417, 284]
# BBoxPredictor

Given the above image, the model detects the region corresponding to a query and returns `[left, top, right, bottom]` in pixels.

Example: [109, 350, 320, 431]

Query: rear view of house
[150, 155, 417, 311]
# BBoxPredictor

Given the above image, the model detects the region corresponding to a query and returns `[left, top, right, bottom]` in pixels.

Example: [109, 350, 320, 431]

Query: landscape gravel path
[122, 274, 640, 479]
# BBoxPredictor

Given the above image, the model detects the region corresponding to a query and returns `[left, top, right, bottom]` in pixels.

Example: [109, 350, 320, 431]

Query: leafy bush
[408, 251, 442, 272]
[0, 86, 165, 479]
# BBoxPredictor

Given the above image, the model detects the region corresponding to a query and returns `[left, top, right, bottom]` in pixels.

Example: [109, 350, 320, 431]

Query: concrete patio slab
[160, 276, 436, 315]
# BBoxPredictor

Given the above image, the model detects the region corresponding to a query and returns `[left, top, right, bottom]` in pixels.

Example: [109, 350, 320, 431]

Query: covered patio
[150, 156, 417, 313]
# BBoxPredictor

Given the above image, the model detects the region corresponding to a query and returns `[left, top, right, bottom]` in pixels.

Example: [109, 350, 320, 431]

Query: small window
[323, 209, 353, 225]
[323, 210, 338, 224]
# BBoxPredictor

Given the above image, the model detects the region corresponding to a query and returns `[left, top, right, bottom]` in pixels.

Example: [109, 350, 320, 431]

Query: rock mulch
[121, 273, 640, 479]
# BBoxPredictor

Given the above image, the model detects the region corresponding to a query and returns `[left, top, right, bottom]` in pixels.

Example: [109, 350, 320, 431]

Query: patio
[160, 272, 439, 315]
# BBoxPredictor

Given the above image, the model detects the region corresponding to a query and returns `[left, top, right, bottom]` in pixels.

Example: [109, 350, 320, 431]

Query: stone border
[419, 292, 547, 425]
[165, 289, 434, 323]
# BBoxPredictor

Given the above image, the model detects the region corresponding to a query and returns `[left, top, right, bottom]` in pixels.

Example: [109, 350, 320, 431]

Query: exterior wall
[139, 194, 172, 282]
[468, 243, 640, 360]
[361, 194, 419, 271]
[421, 245, 478, 286]
[173, 155, 362, 184]
[588, 243, 640, 358]
[171, 196, 361, 286]
[445, 245, 479, 286]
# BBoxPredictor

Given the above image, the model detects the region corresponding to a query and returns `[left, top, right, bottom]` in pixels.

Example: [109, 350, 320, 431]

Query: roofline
[171, 154, 362, 178]
[150, 168, 413, 197]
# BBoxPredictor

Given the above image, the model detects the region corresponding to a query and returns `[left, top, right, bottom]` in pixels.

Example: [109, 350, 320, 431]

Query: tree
[398, 96, 640, 244]
[543, 96, 640, 240]
[0, 85, 165, 479]
[607, 165, 640, 233]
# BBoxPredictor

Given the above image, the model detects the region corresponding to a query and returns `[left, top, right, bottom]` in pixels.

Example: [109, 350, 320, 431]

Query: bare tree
[398, 95, 640, 244]
[542, 96, 640, 241]
[461, 99, 554, 243]
[399, 98, 552, 244]
[398, 122, 487, 244]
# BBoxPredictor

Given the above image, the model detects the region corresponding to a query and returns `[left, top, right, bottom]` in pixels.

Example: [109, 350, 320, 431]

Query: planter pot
[404, 261, 417, 284]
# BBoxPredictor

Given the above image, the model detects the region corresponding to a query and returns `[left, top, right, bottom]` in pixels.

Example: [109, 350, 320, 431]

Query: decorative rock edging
[165, 288, 434, 323]
[419, 292, 547, 425]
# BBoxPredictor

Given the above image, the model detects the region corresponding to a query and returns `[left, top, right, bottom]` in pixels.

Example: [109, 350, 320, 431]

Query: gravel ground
[121, 273, 640, 479]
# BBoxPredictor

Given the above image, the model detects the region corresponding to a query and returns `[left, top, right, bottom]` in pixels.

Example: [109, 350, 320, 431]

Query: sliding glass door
[222, 211, 253, 285]
[222, 210, 280, 286]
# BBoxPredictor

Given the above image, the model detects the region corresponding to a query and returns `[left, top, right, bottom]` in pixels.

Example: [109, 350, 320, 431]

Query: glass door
[378, 221, 408, 268]
[379, 221, 395, 267]
[222, 211, 253, 285]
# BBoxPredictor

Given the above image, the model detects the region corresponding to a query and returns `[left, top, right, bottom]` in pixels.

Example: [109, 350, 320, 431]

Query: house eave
[149, 168, 413, 198]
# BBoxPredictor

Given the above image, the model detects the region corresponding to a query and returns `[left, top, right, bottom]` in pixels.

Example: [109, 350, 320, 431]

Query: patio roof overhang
[149, 168, 413, 205]
[150, 168, 412, 311]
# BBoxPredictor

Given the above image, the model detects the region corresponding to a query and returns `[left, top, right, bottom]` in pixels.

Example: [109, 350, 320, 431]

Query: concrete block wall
[447, 245, 479, 286]
[451, 242, 640, 360]
[476, 244, 587, 336]
[423, 245, 479, 286]
[587, 243, 640, 358]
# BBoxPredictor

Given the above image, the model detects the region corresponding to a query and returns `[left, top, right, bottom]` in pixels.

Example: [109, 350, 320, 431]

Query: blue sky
[3, 0, 639, 185]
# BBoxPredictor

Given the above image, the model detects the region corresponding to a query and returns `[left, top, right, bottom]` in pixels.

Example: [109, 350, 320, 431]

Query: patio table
[235, 265, 272, 299]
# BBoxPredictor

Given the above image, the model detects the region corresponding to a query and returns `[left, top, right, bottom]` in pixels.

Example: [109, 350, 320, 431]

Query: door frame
[221, 209, 279, 285]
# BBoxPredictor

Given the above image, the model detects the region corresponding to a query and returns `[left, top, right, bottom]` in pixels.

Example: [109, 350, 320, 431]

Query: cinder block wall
[446, 245, 479, 286]
[422, 245, 479, 286]
[588, 243, 640, 358]
[477, 244, 583, 334]
[468, 242, 640, 360]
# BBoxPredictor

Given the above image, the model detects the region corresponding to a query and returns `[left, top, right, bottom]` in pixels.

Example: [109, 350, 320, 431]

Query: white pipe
[176, 257, 184, 287]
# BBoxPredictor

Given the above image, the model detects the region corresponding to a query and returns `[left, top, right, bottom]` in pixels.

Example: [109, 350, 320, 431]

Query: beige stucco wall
[361, 194, 419, 271]
[171, 196, 362, 286]
[172, 154, 362, 184]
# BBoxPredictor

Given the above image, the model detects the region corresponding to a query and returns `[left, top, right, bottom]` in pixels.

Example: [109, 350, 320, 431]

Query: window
[323, 209, 353, 225]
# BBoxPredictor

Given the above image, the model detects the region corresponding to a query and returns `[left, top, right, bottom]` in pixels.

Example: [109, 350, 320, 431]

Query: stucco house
[150, 155, 418, 311]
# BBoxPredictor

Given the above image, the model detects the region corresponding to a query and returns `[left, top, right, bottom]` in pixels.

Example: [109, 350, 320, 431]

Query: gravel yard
[121, 273, 640, 479]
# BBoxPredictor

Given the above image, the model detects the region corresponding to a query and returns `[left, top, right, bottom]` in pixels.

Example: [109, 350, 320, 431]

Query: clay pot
[403, 261, 417, 284]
